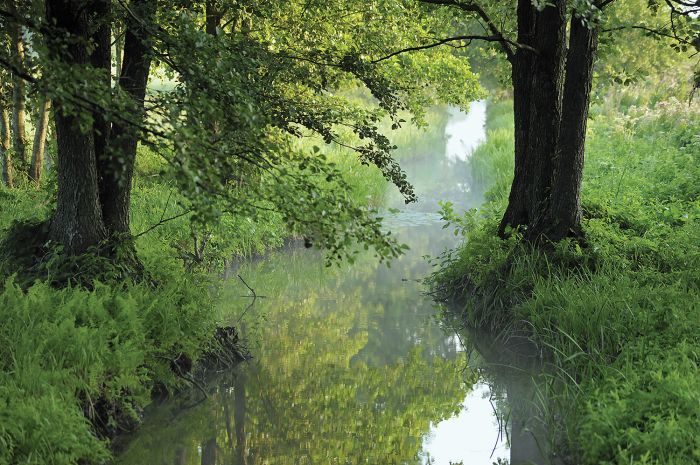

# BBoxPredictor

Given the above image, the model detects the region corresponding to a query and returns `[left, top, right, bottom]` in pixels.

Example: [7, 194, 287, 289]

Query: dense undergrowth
[0, 104, 446, 464]
[432, 88, 700, 464]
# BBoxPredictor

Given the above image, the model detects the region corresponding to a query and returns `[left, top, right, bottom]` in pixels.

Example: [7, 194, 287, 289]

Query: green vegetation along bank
[432, 88, 700, 464]
[0, 104, 447, 465]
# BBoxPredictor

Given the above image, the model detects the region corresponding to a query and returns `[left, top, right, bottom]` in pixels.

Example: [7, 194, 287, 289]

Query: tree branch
[133, 210, 192, 238]
[371, 34, 536, 64]
[665, 0, 700, 16]
[419, 0, 516, 61]
[601, 24, 694, 45]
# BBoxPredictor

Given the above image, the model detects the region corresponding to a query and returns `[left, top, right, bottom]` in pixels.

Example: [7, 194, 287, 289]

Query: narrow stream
[115, 102, 552, 465]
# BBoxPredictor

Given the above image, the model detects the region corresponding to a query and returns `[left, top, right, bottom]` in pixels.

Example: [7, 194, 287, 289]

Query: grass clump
[431, 88, 700, 464]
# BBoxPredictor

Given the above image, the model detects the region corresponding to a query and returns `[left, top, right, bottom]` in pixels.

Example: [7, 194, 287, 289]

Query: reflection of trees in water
[455, 326, 560, 465]
[117, 351, 465, 465]
[117, 247, 470, 465]
[116, 130, 490, 465]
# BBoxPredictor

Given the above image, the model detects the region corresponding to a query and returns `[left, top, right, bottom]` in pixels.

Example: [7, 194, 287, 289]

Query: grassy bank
[432, 91, 700, 464]
[0, 179, 230, 464]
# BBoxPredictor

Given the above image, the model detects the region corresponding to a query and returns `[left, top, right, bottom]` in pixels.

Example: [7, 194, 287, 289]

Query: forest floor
[431, 86, 700, 464]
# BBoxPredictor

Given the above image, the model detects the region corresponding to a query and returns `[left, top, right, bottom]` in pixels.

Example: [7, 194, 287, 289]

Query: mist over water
[115, 102, 550, 465]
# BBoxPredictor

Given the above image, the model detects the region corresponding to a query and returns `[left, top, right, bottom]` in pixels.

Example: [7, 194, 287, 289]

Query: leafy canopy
[2, 0, 481, 263]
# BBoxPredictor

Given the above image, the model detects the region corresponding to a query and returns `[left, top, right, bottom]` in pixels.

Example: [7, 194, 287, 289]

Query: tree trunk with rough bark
[521, 0, 567, 242]
[101, 0, 156, 233]
[498, 1, 600, 245]
[543, 18, 599, 241]
[498, 0, 535, 236]
[46, 0, 108, 254]
[29, 96, 51, 185]
[90, 0, 112, 200]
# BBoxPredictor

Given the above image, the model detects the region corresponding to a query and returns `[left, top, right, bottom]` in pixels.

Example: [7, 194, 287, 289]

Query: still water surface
[116, 102, 551, 465]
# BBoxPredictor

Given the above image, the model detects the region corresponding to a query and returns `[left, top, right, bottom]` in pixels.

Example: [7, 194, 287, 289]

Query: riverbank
[111, 101, 504, 465]
[431, 90, 700, 463]
[0, 104, 450, 464]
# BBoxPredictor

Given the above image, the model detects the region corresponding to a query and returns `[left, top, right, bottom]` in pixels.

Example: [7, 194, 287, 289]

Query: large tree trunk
[521, 0, 567, 242]
[101, 0, 156, 234]
[498, 0, 535, 236]
[1, 95, 13, 188]
[9, 8, 27, 168]
[544, 19, 599, 241]
[498, 0, 568, 242]
[29, 96, 51, 185]
[46, 0, 108, 254]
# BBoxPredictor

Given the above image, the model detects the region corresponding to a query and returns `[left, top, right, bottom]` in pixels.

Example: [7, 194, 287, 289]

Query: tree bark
[498, 2, 602, 245]
[544, 18, 599, 241]
[1, 101, 12, 188]
[46, 0, 108, 254]
[498, 0, 568, 242]
[498, 0, 535, 236]
[29, 96, 51, 185]
[521, 0, 567, 242]
[101, 0, 156, 234]
[9, 8, 27, 168]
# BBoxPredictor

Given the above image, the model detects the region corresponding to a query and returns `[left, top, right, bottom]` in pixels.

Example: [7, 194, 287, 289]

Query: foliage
[0, 271, 217, 465]
[431, 89, 700, 464]
[595, 0, 699, 86]
[0, 83, 455, 465]
[2, 0, 481, 263]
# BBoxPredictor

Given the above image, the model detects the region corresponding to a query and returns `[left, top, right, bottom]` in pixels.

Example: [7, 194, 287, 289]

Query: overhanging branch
[371, 34, 536, 64]
[419, 0, 516, 61]
[665, 0, 700, 16]
[602, 23, 695, 45]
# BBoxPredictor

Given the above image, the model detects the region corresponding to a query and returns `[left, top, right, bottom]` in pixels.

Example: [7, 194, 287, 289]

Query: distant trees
[8, 3, 27, 170]
[4, 0, 692, 265]
[1, 0, 53, 189]
[0, 77, 12, 187]
[29, 94, 50, 184]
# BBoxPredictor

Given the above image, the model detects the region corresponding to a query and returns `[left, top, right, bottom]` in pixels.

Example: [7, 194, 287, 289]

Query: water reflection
[115, 103, 552, 465]
[445, 102, 487, 164]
